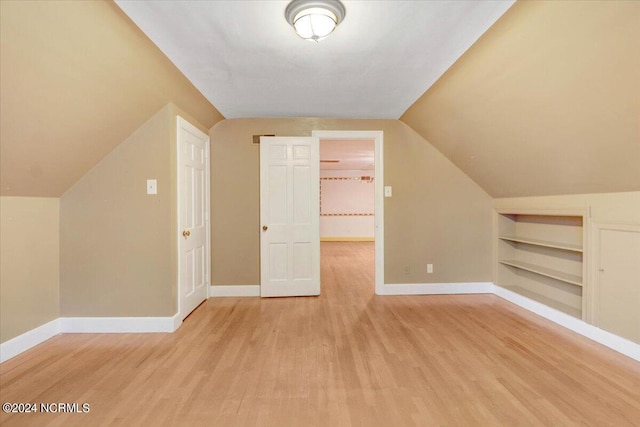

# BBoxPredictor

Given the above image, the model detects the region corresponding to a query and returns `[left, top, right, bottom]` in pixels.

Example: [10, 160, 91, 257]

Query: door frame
[313, 130, 384, 295]
[176, 116, 211, 320]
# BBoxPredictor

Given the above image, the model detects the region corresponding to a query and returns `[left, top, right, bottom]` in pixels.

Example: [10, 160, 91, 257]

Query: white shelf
[499, 260, 583, 287]
[496, 209, 587, 321]
[498, 235, 582, 253]
[501, 286, 582, 319]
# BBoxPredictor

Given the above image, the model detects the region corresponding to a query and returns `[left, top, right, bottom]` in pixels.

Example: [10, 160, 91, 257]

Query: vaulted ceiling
[402, 0, 640, 197]
[1, 0, 638, 198]
[114, 0, 513, 119]
[0, 1, 222, 197]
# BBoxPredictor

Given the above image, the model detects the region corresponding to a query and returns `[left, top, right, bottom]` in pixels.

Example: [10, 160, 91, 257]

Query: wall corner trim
[0, 319, 61, 363]
[209, 285, 260, 297]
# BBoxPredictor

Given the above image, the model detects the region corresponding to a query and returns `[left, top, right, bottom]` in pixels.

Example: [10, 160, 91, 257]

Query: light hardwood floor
[1, 242, 639, 426]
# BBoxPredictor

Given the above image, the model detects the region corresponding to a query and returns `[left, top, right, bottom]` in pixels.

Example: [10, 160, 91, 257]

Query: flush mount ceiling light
[285, 0, 346, 42]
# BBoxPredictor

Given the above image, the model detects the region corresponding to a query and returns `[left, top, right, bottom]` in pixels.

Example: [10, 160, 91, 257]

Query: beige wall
[0, 0, 223, 198]
[210, 118, 494, 286]
[60, 105, 203, 317]
[1, 197, 60, 343]
[401, 1, 640, 197]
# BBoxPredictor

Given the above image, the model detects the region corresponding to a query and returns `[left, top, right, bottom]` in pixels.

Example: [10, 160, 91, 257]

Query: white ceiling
[115, 0, 513, 119]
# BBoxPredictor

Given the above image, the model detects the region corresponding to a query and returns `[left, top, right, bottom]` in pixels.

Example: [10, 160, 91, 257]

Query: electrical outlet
[427, 264, 433, 274]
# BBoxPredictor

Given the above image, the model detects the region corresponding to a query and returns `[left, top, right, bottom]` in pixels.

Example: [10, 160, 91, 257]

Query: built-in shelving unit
[495, 209, 588, 320]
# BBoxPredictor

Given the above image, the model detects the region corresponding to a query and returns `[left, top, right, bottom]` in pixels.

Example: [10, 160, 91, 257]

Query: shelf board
[499, 260, 583, 287]
[499, 235, 582, 253]
[501, 285, 582, 319]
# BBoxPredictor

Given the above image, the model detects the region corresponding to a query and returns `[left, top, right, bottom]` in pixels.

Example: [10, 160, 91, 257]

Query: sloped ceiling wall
[401, 1, 640, 198]
[4, 1, 637, 199]
[0, 0, 223, 197]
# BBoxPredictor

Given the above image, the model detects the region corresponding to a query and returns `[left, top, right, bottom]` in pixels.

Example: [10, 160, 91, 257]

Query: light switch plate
[384, 186, 392, 197]
[146, 179, 157, 195]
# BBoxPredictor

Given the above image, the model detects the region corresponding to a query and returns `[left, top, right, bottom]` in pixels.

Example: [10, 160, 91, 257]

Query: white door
[260, 136, 320, 297]
[178, 117, 210, 319]
[597, 228, 640, 343]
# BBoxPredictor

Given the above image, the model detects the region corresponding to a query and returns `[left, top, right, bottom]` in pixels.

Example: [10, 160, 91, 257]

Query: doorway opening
[313, 130, 384, 296]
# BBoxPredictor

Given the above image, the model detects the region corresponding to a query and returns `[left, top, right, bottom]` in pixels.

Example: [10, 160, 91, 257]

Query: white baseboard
[0, 319, 61, 363]
[209, 285, 260, 297]
[172, 313, 183, 331]
[381, 282, 493, 295]
[60, 315, 181, 334]
[494, 285, 640, 362]
[1, 314, 181, 363]
[3, 284, 638, 364]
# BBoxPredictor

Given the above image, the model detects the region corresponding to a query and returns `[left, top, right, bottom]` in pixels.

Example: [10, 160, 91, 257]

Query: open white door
[178, 117, 210, 319]
[260, 136, 320, 297]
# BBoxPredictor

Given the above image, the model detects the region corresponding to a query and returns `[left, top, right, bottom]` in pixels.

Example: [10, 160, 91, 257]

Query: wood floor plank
[1, 242, 639, 426]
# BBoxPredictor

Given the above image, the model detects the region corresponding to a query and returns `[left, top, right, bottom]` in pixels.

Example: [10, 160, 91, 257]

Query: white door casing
[178, 117, 210, 319]
[260, 136, 320, 297]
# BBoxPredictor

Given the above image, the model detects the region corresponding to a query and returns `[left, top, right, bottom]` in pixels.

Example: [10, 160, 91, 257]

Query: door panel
[598, 229, 640, 343]
[269, 165, 287, 224]
[293, 243, 312, 279]
[260, 137, 320, 297]
[293, 165, 311, 222]
[179, 118, 210, 319]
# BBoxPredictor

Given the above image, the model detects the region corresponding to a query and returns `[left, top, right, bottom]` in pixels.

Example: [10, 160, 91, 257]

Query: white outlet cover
[384, 186, 392, 197]
[146, 179, 157, 195]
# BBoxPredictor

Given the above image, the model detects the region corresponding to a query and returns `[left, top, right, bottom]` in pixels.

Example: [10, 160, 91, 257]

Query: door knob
[262, 225, 268, 231]
[183, 230, 191, 237]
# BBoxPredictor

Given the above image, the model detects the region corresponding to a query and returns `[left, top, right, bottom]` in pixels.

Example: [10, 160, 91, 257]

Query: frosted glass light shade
[285, 0, 346, 42]
[293, 8, 337, 41]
